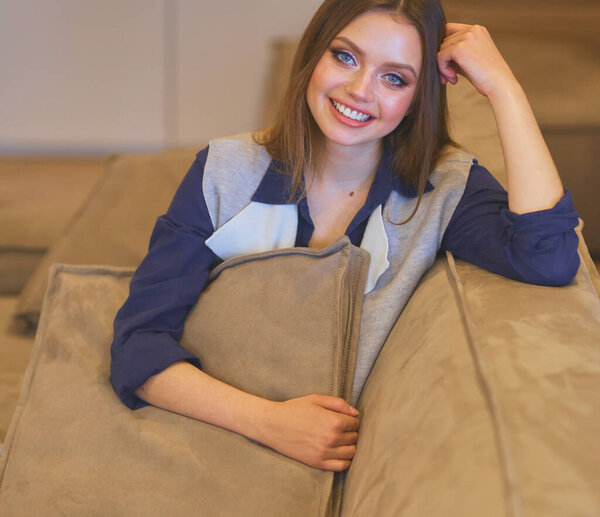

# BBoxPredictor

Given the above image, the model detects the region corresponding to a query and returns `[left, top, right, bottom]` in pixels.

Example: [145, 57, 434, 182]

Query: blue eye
[331, 49, 356, 66]
[384, 73, 406, 88]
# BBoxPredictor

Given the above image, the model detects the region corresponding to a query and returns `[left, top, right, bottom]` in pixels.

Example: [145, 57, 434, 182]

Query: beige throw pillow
[0, 238, 369, 517]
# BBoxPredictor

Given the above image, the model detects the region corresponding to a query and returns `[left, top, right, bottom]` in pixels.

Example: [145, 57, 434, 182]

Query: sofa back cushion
[341, 239, 600, 517]
[14, 148, 198, 328]
[0, 157, 105, 294]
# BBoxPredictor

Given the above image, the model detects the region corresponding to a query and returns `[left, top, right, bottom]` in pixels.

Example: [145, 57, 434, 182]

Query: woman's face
[306, 9, 422, 151]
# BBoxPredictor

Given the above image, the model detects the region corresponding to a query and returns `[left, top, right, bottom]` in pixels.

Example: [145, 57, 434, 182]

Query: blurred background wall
[0, 0, 322, 154]
[0, 0, 598, 153]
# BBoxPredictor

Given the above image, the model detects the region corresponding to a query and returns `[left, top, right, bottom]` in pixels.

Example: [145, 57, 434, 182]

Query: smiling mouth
[330, 99, 373, 121]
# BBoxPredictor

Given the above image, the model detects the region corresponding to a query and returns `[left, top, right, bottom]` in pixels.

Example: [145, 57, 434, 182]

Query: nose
[345, 69, 374, 103]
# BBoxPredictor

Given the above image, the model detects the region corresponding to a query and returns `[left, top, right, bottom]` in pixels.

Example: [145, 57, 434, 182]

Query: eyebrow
[332, 36, 417, 78]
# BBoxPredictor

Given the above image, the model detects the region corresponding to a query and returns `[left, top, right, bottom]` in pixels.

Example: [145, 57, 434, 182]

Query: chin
[318, 127, 381, 149]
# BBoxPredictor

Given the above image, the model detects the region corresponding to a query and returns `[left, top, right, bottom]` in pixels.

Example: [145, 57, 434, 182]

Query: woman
[110, 0, 579, 472]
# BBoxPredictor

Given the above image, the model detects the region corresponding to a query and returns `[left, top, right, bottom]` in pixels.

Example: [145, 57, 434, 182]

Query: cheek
[307, 62, 329, 101]
[306, 62, 334, 120]
[381, 90, 416, 123]
[306, 71, 318, 108]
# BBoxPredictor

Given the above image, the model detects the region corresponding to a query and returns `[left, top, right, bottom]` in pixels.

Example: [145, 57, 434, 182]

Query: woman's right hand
[135, 364, 360, 472]
[260, 393, 360, 472]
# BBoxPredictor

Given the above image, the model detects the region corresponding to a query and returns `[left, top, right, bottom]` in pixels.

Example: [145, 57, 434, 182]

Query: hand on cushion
[261, 394, 360, 472]
[136, 362, 359, 472]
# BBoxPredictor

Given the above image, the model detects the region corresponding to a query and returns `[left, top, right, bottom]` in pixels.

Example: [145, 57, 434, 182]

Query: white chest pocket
[360, 205, 390, 294]
[206, 202, 298, 260]
[206, 201, 390, 294]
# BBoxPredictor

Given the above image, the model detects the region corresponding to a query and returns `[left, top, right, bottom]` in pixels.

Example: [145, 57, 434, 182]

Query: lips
[328, 98, 376, 128]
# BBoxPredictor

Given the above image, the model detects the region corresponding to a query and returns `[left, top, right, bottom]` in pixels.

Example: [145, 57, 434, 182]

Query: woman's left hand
[437, 23, 518, 99]
[438, 23, 565, 216]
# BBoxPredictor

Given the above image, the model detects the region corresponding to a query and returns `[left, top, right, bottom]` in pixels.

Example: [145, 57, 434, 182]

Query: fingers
[321, 409, 360, 433]
[325, 444, 356, 461]
[437, 25, 471, 84]
[441, 24, 490, 53]
[340, 413, 360, 432]
[313, 434, 358, 471]
[334, 431, 359, 446]
[311, 394, 360, 432]
[437, 53, 458, 85]
[438, 23, 485, 85]
[439, 29, 466, 51]
[437, 22, 511, 95]
[312, 394, 359, 416]
[274, 394, 362, 472]
[445, 22, 472, 36]
[321, 459, 352, 472]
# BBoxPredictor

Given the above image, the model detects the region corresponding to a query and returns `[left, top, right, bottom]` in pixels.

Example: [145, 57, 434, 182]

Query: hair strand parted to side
[254, 0, 456, 224]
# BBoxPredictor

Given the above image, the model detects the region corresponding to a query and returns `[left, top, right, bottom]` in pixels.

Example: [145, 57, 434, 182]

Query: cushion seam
[329, 248, 346, 398]
[444, 251, 523, 517]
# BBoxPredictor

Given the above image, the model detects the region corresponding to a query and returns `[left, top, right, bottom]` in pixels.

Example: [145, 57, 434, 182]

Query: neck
[309, 138, 383, 188]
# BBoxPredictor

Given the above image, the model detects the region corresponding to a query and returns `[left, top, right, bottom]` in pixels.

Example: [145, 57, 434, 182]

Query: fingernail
[349, 407, 359, 416]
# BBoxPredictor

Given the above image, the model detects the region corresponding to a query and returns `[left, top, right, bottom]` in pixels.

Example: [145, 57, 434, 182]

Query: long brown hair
[254, 0, 455, 222]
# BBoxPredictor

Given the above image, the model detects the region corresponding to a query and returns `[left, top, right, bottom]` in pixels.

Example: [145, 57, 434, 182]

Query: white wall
[0, 1, 166, 153]
[176, 0, 321, 147]
[0, 0, 321, 154]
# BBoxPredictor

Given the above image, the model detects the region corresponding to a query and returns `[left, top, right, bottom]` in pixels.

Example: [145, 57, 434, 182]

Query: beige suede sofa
[1, 136, 600, 515]
[0, 169, 598, 516]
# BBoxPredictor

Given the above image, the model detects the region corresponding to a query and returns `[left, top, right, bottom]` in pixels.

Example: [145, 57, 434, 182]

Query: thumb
[314, 394, 359, 416]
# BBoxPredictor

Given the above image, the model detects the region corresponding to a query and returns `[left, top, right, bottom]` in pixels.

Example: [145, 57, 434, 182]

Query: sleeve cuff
[503, 188, 576, 219]
[500, 190, 580, 239]
[110, 330, 202, 410]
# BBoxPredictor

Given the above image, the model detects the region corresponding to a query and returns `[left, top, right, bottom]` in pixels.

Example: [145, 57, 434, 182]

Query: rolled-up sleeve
[110, 146, 220, 409]
[440, 162, 580, 287]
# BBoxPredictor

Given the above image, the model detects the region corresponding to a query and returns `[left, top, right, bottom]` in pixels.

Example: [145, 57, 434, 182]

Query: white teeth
[332, 100, 371, 121]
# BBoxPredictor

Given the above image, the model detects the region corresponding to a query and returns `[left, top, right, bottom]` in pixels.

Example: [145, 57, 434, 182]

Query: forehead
[334, 9, 422, 73]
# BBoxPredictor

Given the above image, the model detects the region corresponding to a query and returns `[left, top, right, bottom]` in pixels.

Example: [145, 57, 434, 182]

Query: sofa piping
[444, 252, 523, 517]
